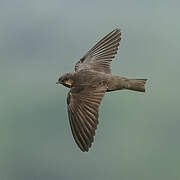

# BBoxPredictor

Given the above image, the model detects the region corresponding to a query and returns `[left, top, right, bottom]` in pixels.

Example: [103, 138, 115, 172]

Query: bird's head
[56, 73, 74, 88]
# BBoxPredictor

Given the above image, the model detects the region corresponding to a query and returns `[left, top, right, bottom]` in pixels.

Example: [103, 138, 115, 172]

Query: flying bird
[56, 29, 147, 152]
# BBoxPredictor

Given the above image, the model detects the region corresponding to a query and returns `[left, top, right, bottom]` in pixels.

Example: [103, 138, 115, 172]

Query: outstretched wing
[75, 29, 121, 74]
[67, 84, 107, 152]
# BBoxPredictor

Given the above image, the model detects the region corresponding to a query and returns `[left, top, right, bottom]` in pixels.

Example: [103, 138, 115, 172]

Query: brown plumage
[57, 29, 147, 152]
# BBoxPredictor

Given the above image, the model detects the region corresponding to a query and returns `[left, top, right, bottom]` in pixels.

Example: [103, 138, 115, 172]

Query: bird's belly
[107, 75, 125, 92]
[75, 70, 107, 86]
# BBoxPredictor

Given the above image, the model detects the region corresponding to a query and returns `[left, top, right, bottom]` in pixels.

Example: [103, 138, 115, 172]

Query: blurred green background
[0, 0, 180, 179]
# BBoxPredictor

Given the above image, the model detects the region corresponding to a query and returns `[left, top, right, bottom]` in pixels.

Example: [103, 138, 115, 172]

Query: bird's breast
[74, 70, 108, 86]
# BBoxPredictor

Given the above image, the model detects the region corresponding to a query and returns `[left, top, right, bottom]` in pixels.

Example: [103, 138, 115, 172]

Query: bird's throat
[64, 79, 73, 88]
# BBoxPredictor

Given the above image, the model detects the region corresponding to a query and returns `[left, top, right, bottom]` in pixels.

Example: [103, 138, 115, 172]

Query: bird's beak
[56, 81, 59, 85]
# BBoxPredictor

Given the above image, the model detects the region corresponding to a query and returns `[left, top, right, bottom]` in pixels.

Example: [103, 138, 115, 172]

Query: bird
[56, 29, 147, 152]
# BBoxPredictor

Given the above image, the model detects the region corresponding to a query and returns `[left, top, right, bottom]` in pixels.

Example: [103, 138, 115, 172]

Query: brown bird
[57, 29, 147, 152]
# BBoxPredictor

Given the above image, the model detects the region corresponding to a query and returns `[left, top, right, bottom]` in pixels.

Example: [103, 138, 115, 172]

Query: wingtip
[112, 28, 121, 37]
[79, 146, 89, 152]
[113, 28, 121, 32]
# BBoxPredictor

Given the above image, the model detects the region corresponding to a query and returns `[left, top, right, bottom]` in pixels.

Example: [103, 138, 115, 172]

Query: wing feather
[67, 85, 107, 152]
[68, 108, 87, 151]
[75, 29, 121, 73]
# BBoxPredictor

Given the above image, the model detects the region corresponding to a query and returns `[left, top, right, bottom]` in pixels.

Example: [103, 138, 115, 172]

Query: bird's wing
[75, 29, 121, 74]
[67, 83, 107, 152]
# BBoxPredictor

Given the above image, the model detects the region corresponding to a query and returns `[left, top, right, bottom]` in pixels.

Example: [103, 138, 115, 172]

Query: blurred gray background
[0, 0, 180, 179]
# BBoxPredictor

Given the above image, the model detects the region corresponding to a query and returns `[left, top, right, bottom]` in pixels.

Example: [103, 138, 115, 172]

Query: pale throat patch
[65, 79, 73, 86]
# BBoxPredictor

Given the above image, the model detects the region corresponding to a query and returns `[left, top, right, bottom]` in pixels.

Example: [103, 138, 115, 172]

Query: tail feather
[125, 79, 147, 92]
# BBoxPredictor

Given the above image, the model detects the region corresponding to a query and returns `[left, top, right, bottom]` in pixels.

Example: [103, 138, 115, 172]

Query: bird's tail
[125, 79, 147, 92]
